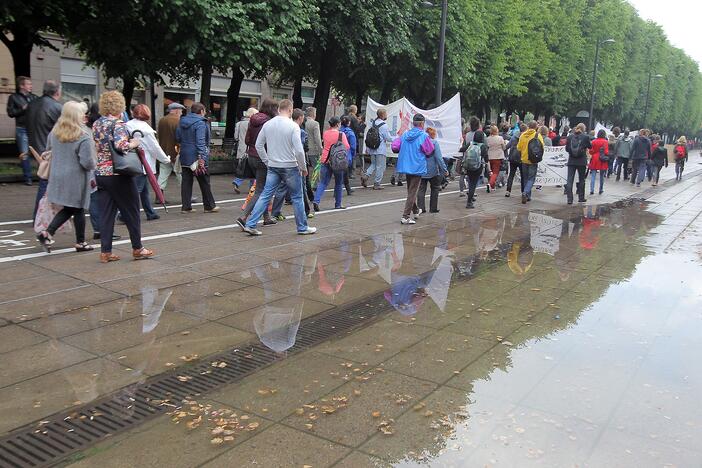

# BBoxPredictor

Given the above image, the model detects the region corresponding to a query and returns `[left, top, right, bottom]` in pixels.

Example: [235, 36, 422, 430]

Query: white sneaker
[416, 209, 424, 216]
[298, 227, 317, 235]
[400, 217, 416, 225]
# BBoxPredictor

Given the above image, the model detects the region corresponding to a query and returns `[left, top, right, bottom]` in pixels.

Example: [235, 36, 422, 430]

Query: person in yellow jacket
[516, 121, 544, 204]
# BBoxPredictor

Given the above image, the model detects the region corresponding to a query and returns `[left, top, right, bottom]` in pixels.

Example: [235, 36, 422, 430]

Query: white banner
[516, 145, 569, 186]
[529, 213, 564, 256]
[364, 94, 463, 158]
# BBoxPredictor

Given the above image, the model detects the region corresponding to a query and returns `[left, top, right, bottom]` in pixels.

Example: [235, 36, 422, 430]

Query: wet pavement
[1, 159, 702, 467]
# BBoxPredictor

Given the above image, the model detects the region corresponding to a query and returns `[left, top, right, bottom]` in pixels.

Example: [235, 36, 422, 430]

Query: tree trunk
[292, 76, 303, 109]
[200, 63, 212, 109]
[224, 66, 244, 138]
[380, 79, 393, 104]
[313, 51, 336, 126]
[354, 85, 366, 111]
[122, 75, 136, 117]
[1, 29, 33, 80]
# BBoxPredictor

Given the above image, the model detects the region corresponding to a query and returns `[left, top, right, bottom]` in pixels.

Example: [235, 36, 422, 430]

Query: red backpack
[675, 145, 686, 160]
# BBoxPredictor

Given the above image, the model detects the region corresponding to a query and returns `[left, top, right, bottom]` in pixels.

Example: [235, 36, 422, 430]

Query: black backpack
[570, 134, 584, 157]
[364, 119, 385, 150]
[328, 132, 348, 174]
[528, 136, 544, 163]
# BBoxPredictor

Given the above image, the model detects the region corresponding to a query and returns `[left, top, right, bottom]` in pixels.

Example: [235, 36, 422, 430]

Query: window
[61, 82, 96, 104]
[272, 92, 289, 101]
[301, 87, 315, 99]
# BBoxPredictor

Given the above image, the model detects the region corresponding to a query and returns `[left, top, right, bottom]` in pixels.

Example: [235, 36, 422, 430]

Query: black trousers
[97, 175, 142, 253]
[465, 168, 482, 205]
[417, 176, 442, 212]
[616, 157, 630, 180]
[242, 157, 268, 219]
[181, 167, 216, 211]
[566, 165, 587, 202]
[506, 161, 524, 194]
[48, 206, 85, 244]
[343, 171, 352, 194]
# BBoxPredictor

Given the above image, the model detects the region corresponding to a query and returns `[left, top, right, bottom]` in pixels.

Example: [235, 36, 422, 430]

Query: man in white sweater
[240, 99, 316, 236]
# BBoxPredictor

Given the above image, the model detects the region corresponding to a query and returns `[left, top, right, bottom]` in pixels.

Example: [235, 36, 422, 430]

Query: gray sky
[628, 0, 702, 69]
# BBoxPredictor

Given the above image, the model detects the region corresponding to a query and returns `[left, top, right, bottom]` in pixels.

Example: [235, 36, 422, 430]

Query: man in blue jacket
[175, 102, 218, 213]
[391, 114, 434, 224]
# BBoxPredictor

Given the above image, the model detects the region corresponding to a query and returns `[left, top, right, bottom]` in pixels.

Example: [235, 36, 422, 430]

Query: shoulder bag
[109, 121, 143, 176]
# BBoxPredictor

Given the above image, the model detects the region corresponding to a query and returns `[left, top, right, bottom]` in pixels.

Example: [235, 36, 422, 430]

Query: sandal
[100, 253, 121, 263]
[75, 242, 95, 252]
[132, 247, 154, 260]
[36, 231, 54, 253]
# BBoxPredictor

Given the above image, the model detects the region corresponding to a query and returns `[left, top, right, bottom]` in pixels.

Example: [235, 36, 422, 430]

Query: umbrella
[131, 130, 168, 212]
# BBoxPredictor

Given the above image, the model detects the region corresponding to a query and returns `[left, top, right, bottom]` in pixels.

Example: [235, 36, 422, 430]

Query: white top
[126, 119, 170, 173]
[255, 115, 305, 170]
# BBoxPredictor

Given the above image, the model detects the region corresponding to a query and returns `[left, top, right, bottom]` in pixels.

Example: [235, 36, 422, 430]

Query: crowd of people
[5, 77, 695, 259]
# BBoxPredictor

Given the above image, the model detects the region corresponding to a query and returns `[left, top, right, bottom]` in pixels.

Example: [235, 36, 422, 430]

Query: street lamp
[423, 0, 448, 107]
[588, 38, 615, 131]
[643, 73, 663, 128]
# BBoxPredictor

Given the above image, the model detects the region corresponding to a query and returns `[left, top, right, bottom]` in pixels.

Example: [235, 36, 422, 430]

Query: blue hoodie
[340, 125, 357, 165]
[392, 127, 434, 176]
[176, 112, 210, 166]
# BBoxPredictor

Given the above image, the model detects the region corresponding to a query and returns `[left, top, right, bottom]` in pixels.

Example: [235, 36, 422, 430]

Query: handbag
[109, 122, 143, 176]
[235, 156, 255, 179]
[29, 146, 51, 180]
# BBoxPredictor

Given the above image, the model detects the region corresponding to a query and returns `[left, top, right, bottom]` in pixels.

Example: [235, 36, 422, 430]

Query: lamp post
[423, 0, 448, 107]
[643, 72, 663, 128]
[588, 38, 615, 131]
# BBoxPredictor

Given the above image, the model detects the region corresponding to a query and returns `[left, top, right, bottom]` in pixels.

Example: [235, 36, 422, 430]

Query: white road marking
[0, 187, 467, 263]
[0, 182, 393, 226]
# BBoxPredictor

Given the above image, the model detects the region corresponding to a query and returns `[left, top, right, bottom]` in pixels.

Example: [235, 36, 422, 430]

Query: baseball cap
[413, 113, 425, 123]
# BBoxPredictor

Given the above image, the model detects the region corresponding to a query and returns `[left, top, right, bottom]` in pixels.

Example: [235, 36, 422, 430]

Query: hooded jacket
[630, 135, 651, 160]
[614, 134, 634, 158]
[340, 125, 357, 165]
[245, 112, 272, 159]
[175, 112, 210, 167]
[423, 139, 448, 179]
[517, 129, 544, 165]
[391, 127, 435, 176]
[651, 144, 668, 167]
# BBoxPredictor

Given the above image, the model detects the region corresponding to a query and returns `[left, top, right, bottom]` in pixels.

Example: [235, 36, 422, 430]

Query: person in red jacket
[588, 129, 609, 195]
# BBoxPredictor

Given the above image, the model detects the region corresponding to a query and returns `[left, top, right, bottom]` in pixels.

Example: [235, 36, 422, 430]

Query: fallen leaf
[424, 410, 433, 417]
[502, 341, 514, 346]
[413, 403, 426, 411]
[211, 437, 224, 445]
[214, 292, 223, 297]
[371, 411, 381, 418]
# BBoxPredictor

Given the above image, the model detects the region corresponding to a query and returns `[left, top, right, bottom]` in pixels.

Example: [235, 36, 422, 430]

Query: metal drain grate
[0, 293, 391, 467]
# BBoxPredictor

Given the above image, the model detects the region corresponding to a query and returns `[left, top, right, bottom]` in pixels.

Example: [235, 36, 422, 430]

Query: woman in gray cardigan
[37, 101, 97, 252]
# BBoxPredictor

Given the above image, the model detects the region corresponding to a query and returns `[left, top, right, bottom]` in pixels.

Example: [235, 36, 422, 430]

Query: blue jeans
[89, 190, 101, 234]
[271, 180, 289, 217]
[521, 163, 538, 197]
[365, 153, 386, 184]
[135, 174, 158, 218]
[631, 159, 647, 185]
[590, 169, 605, 194]
[314, 165, 344, 208]
[246, 167, 308, 232]
[32, 178, 49, 220]
[16, 127, 31, 182]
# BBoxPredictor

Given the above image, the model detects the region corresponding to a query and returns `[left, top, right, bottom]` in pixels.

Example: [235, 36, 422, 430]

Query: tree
[1, 0, 67, 80]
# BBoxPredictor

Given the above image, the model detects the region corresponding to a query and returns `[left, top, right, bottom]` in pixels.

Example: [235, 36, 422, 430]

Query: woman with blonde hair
[92, 90, 154, 263]
[486, 125, 506, 190]
[36, 101, 97, 252]
[126, 104, 170, 220]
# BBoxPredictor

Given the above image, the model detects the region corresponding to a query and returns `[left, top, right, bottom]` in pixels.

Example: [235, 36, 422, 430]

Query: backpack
[462, 143, 483, 172]
[328, 131, 348, 173]
[365, 119, 385, 150]
[570, 134, 584, 157]
[528, 136, 544, 163]
[675, 145, 686, 160]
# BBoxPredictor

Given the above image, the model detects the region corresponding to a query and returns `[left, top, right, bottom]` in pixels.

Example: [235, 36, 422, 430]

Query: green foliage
[3, 0, 701, 134]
